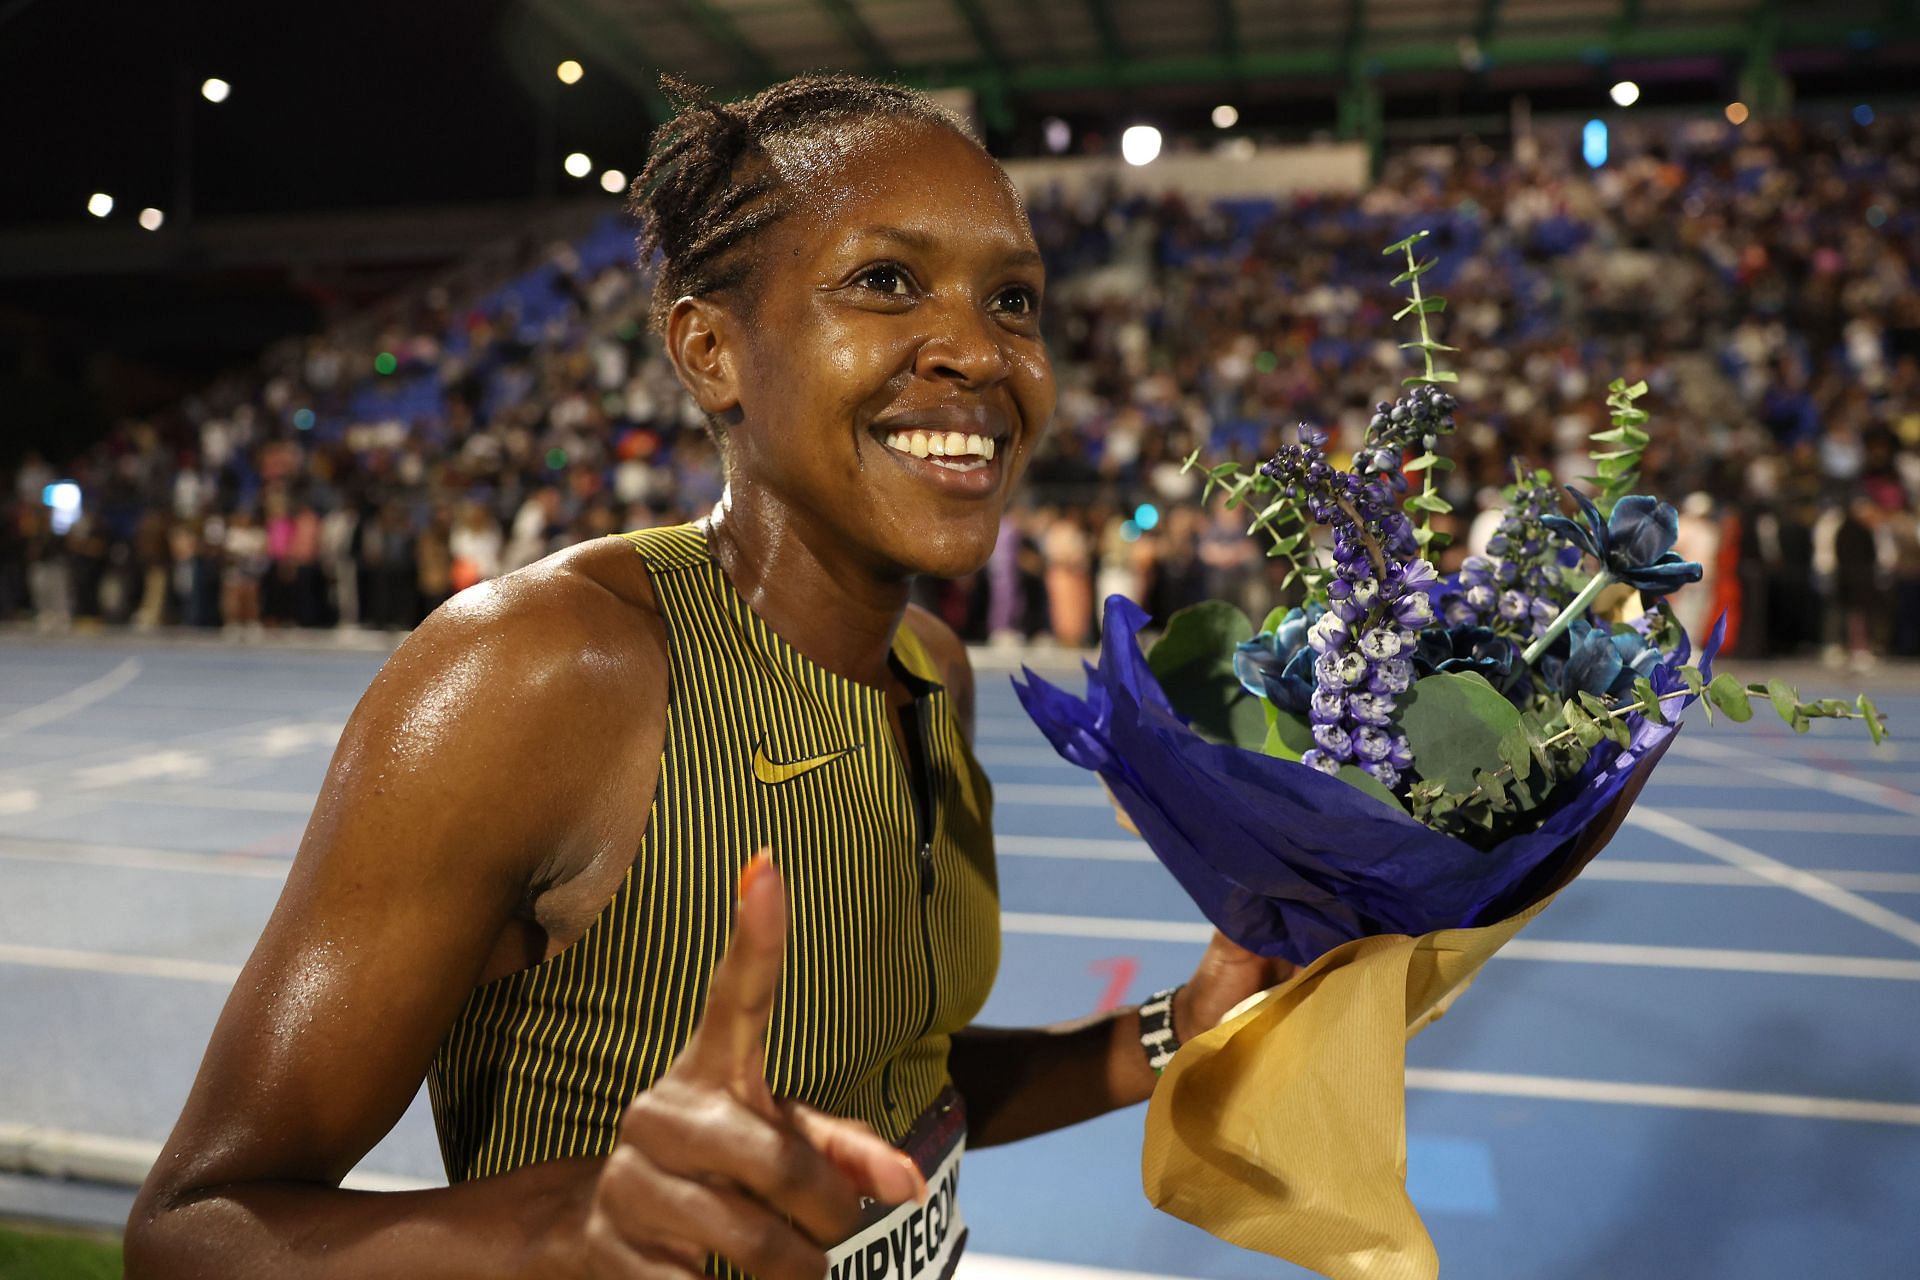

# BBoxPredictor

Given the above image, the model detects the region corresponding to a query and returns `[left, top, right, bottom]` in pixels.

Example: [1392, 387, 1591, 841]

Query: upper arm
[903, 604, 974, 746]
[145, 566, 664, 1203]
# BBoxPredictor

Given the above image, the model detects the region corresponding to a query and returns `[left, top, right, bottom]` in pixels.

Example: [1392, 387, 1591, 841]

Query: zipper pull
[918, 842, 934, 895]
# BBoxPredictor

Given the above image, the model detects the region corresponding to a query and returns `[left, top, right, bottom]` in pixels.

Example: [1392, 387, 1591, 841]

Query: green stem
[1401, 242, 1446, 551]
[1521, 570, 1612, 666]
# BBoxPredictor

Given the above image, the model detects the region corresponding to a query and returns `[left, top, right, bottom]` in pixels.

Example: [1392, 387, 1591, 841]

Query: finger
[636, 1094, 864, 1246]
[589, 1147, 713, 1274]
[680, 850, 785, 1094]
[599, 1143, 825, 1280]
[786, 1102, 927, 1207]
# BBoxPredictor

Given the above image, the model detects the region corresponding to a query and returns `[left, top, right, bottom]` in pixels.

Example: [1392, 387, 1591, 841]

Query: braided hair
[629, 74, 978, 333]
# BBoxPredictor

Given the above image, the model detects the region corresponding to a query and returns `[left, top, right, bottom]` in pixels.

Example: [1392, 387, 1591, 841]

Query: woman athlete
[125, 75, 1291, 1279]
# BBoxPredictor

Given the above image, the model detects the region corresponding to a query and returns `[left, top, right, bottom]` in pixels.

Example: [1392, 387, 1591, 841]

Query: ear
[664, 295, 742, 418]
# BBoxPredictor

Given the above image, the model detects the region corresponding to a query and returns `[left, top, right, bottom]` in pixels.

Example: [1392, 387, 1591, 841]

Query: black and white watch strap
[1138, 986, 1183, 1076]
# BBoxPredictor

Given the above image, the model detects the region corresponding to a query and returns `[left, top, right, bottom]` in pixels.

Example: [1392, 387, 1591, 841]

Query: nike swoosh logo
[752, 739, 862, 786]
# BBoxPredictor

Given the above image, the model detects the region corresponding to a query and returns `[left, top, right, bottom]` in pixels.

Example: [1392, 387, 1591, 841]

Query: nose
[913, 297, 1011, 389]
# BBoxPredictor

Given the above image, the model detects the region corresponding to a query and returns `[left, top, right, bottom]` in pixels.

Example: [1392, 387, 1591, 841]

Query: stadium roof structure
[534, 0, 1919, 127]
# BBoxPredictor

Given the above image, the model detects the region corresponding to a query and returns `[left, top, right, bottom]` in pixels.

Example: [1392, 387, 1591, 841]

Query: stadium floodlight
[1120, 124, 1162, 166]
[1609, 80, 1640, 107]
[1042, 116, 1070, 154]
[201, 77, 231, 104]
[1212, 104, 1238, 129]
[557, 60, 583, 85]
[564, 151, 592, 178]
[1725, 102, 1750, 125]
[1583, 118, 1609, 168]
[600, 168, 627, 194]
[139, 207, 165, 231]
[87, 192, 113, 218]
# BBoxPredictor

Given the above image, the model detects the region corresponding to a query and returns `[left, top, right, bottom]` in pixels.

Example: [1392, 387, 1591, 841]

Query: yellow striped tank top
[428, 522, 1001, 1188]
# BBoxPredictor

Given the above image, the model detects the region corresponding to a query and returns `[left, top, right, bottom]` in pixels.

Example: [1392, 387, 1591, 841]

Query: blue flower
[1233, 605, 1324, 714]
[1542, 489, 1705, 599]
[1412, 625, 1516, 682]
[1557, 618, 1666, 701]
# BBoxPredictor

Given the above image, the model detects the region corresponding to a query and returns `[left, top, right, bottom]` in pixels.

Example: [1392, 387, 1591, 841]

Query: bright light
[1583, 118, 1609, 168]
[1609, 80, 1640, 107]
[1211, 104, 1238, 129]
[138, 207, 164, 231]
[1725, 102, 1750, 125]
[1133, 502, 1161, 531]
[1120, 124, 1162, 167]
[1854, 103, 1875, 126]
[564, 151, 592, 179]
[1042, 116, 1070, 154]
[201, 77, 231, 104]
[556, 60, 584, 85]
[43, 482, 81, 534]
[87, 192, 113, 218]
[599, 168, 627, 194]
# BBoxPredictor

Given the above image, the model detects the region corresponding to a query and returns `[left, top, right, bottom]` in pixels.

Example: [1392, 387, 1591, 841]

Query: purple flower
[1310, 687, 1347, 724]
[1542, 489, 1705, 599]
[1359, 627, 1407, 662]
[1347, 691, 1395, 725]
[1393, 591, 1435, 628]
[1368, 658, 1415, 696]
[1311, 723, 1354, 759]
[1354, 726, 1394, 761]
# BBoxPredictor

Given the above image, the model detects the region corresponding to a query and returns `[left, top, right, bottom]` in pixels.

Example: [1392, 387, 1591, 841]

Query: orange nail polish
[738, 854, 768, 900]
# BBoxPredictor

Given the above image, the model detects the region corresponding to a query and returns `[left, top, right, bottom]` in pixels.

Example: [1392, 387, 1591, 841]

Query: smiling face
[666, 117, 1055, 581]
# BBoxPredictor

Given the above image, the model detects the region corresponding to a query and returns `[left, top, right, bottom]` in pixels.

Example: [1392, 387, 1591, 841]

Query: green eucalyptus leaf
[1146, 602, 1265, 749]
[1680, 665, 1704, 696]
[1859, 694, 1886, 746]
[1766, 679, 1799, 726]
[1400, 672, 1523, 792]
[1262, 701, 1314, 762]
[1497, 725, 1532, 783]
[1706, 673, 1753, 722]
[1336, 764, 1408, 815]
[1633, 677, 1667, 725]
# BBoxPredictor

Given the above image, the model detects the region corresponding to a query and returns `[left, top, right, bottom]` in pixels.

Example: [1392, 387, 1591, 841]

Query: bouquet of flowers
[1013, 232, 1890, 1280]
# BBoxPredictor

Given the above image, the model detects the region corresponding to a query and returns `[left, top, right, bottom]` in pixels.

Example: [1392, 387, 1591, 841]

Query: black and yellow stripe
[428, 522, 1000, 1197]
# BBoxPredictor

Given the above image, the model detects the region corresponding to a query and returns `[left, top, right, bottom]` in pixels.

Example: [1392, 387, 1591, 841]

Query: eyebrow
[853, 223, 1044, 269]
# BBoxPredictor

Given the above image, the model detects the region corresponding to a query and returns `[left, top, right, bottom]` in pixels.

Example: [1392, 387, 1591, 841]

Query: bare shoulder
[902, 603, 975, 744]
[334, 535, 668, 891]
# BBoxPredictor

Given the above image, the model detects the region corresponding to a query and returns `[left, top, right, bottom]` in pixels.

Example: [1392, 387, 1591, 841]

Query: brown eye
[856, 264, 912, 296]
[994, 285, 1040, 316]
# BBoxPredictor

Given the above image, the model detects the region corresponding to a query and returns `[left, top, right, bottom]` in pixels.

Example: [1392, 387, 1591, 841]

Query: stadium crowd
[5, 110, 1920, 666]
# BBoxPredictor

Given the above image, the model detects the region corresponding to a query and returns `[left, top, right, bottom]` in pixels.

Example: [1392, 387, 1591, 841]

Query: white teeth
[880, 428, 1003, 464]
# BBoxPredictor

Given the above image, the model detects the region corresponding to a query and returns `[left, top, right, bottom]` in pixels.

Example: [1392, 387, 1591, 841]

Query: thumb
[680, 850, 785, 1100]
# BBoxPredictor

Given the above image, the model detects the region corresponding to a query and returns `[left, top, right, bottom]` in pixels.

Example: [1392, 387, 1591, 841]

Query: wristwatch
[1138, 986, 1183, 1076]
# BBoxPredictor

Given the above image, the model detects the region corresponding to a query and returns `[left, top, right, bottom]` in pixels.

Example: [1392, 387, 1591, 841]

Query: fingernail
[738, 853, 768, 900]
[901, 1154, 929, 1205]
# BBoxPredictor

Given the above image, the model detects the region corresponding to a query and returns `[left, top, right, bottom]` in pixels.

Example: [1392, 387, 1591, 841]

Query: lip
[873, 437, 1005, 499]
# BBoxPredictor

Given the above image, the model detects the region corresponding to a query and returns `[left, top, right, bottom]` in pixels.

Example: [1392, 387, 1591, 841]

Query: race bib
[826, 1089, 966, 1280]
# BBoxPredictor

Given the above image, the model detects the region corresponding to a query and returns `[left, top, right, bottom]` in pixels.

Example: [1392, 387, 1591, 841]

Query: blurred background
[3, 1, 1919, 1277]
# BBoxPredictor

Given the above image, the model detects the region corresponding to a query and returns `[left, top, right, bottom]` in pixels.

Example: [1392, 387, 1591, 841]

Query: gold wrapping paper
[1141, 895, 1556, 1280]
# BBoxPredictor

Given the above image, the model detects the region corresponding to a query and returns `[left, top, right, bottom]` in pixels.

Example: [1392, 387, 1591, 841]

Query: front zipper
[906, 696, 939, 1043]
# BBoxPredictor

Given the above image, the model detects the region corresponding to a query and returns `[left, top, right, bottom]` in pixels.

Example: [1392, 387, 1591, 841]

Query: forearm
[947, 1005, 1160, 1149]
[124, 1156, 598, 1280]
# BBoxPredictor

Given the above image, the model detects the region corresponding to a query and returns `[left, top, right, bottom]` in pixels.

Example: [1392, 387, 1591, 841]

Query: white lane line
[1645, 807, 1918, 837]
[973, 746, 1077, 768]
[998, 835, 1153, 862]
[1405, 1069, 1920, 1127]
[1666, 737, 1920, 817]
[994, 784, 1111, 807]
[100, 784, 315, 813]
[1000, 913, 1920, 979]
[13, 916, 1918, 988]
[0, 943, 240, 984]
[1497, 939, 1920, 980]
[0, 1122, 435, 1192]
[1629, 808, 1920, 951]
[1581, 860, 1920, 895]
[0, 659, 141, 742]
[958, 1256, 1210, 1280]
[0, 838, 290, 879]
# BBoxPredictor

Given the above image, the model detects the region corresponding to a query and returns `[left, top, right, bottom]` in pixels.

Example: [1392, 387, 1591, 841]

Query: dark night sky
[0, 0, 661, 228]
